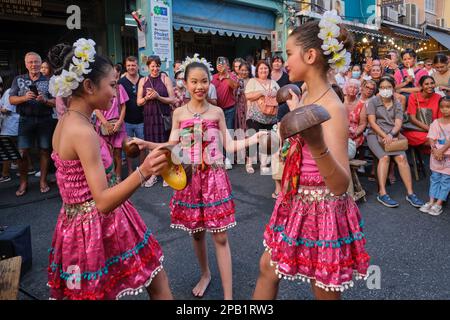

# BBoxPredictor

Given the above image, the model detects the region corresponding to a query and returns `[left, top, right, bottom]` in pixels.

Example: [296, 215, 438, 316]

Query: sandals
[143, 175, 158, 188]
[245, 164, 255, 174]
[40, 185, 50, 194]
[16, 186, 27, 197]
[272, 192, 279, 199]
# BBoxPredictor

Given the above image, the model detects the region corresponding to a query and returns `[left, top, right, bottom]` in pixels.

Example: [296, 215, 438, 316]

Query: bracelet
[136, 166, 149, 187]
[311, 147, 330, 160]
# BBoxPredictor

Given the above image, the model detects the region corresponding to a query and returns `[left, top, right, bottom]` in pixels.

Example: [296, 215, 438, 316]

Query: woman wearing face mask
[402, 76, 442, 148]
[366, 76, 424, 208]
[432, 54, 450, 96]
[172, 70, 188, 110]
[351, 65, 362, 80]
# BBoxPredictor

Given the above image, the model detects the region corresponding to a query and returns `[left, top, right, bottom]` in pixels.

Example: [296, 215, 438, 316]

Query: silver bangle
[136, 166, 149, 187]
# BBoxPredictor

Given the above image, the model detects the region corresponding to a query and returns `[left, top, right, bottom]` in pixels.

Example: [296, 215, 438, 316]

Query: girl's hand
[113, 121, 122, 133]
[130, 137, 149, 150]
[433, 148, 444, 161]
[286, 89, 300, 111]
[141, 147, 170, 177]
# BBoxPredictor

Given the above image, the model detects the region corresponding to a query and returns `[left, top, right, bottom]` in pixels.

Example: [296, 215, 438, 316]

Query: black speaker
[0, 225, 32, 276]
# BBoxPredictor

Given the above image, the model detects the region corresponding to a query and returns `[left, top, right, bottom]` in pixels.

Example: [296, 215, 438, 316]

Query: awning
[426, 28, 450, 50]
[346, 25, 383, 38]
[383, 24, 429, 40]
[172, 0, 275, 40]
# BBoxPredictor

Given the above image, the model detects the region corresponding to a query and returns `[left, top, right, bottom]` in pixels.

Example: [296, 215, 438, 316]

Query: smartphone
[217, 57, 226, 66]
[29, 84, 39, 96]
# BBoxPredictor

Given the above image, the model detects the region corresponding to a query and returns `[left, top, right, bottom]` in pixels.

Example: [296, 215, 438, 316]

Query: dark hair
[331, 84, 344, 102]
[174, 70, 184, 79]
[419, 75, 435, 87]
[289, 20, 353, 72]
[378, 76, 396, 89]
[255, 60, 271, 79]
[173, 60, 182, 68]
[114, 64, 122, 74]
[238, 61, 253, 78]
[351, 64, 361, 71]
[48, 43, 113, 96]
[41, 60, 53, 74]
[184, 62, 210, 81]
[146, 55, 161, 67]
[401, 48, 417, 59]
[434, 53, 448, 65]
[126, 56, 138, 63]
[245, 55, 255, 65]
[439, 95, 450, 107]
[272, 55, 284, 65]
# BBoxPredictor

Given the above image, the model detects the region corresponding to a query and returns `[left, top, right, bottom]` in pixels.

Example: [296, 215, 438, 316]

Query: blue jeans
[223, 106, 236, 130]
[430, 171, 450, 201]
[125, 122, 144, 139]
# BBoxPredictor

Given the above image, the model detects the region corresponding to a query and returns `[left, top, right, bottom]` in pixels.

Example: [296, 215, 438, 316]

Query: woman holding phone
[137, 55, 176, 187]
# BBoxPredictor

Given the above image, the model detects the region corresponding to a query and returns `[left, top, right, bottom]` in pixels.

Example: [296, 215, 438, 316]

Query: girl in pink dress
[95, 66, 128, 181]
[132, 59, 266, 300]
[47, 40, 172, 300]
[253, 13, 370, 300]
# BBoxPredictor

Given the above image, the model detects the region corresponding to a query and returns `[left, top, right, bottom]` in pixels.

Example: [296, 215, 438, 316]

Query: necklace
[306, 87, 332, 106]
[187, 103, 209, 119]
[67, 109, 92, 123]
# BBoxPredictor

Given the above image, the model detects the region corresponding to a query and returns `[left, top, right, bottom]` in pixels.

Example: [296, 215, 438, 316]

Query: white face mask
[176, 80, 184, 88]
[379, 89, 393, 98]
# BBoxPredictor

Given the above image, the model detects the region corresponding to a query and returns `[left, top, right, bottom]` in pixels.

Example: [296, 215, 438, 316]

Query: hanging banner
[0, 0, 42, 17]
[150, 0, 171, 62]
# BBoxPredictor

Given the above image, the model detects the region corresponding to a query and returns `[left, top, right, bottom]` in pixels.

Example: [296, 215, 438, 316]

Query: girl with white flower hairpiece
[253, 10, 370, 300]
[47, 39, 173, 300]
[131, 55, 267, 299]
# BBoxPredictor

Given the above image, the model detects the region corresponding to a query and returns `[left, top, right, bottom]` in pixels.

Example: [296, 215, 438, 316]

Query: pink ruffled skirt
[48, 200, 164, 300]
[264, 174, 370, 292]
[170, 165, 236, 234]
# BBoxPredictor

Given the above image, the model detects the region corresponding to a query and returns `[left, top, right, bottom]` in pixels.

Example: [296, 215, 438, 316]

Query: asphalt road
[1, 162, 449, 300]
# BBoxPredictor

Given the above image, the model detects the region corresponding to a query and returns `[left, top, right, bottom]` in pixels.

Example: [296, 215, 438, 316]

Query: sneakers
[225, 158, 232, 170]
[260, 166, 271, 175]
[406, 193, 425, 208]
[10, 163, 18, 170]
[420, 202, 433, 213]
[163, 180, 169, 187]
[16, 169, 36, 177]
[35, 171, 41, 177]
[0, 176, 11, 183]
[420, 202, 443, 216]
[428, 204, 443, 216]
[377, 194, 399, 208]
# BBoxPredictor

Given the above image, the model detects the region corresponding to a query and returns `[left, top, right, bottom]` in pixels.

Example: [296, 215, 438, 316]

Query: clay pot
[159, 144, 192, 191]
[276, 84, 302, 104]
[122, 138, 140, 158]
[279, 104, 331, 140]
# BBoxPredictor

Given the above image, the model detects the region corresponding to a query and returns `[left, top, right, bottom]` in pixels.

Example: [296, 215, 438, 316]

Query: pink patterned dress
[169, 118, 236, 234]
[48, 137, 164, 300]
[263, 136, 370, 292]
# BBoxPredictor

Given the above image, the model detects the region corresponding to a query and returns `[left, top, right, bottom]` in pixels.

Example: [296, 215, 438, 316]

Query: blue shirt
[0, 89, 19, 136]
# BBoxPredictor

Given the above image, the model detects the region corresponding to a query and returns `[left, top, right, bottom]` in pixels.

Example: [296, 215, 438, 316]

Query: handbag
[100, 85, 122, 136]
[402, 93, 433, 132]
[257, 81, 278, 116]
[148, 76, 172, 131]
[378, 133, 408, 152]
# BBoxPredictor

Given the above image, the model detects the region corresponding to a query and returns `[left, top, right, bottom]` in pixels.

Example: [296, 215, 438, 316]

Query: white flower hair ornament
[49, 38, 96, 98]
[318, 10, 351, 73]
[178, 54, 214, 79]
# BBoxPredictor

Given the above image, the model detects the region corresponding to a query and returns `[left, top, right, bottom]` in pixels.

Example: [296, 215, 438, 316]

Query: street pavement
[1, 161, 449, 300]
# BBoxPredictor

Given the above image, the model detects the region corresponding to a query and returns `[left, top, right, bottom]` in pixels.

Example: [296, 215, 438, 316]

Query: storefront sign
[150, 0, 171, 62]
[380, 0, 403, 6]
[0, 0, 42, 17]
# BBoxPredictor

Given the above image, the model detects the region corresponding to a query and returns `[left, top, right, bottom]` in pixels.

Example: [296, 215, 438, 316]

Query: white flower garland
[318, 10, 351, 73]
[49, 38, 96, 98]
[178, 53, 214, 78]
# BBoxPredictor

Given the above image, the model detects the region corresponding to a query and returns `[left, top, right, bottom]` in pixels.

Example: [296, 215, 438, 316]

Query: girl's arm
[218, 109, 265, 153]
[137, 78, 148, 106]
[75, 128, 169, 212]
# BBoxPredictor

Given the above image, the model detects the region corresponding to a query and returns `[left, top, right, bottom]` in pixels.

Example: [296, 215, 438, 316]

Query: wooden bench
[349, 159, 367, 202]
[409, 147, 427, 181]
[0, 256, 22, 300]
